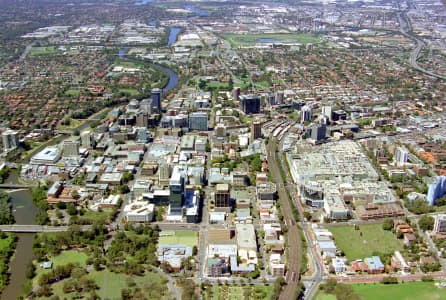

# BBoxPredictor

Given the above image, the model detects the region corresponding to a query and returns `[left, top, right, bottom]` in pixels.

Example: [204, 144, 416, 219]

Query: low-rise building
[124, 202, 154, 222]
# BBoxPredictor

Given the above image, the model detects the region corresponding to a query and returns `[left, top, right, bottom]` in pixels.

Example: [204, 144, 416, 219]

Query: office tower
[62, 140, 80, 157]
[332, 110, 347, 121]
[322, 106, 332, 120]
[233, 87, 241, 102]
[275, 91, 284, 104]
[251, 121, 262, 141]
[189, 112, 208, 131]
[268, 94, 276, 106]
[151, 88, 162, 112]
[310, 124, 326, 142]
[215, 183, 230, 211]
[215, 124, 227, 137]
[239, 94, 261, 114]
[136, 112, 149, 128]
[2, 129, 19, 151]
[169, 167, 184, 214]
[434, 214, 446, 233]
[301, 106, 312, 123]
[81, 131, 96, 149]
[395, 147, 409, 166]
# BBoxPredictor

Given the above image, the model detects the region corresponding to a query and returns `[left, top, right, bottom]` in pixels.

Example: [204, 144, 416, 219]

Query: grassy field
[29, 46, 59, 56]
[64, 89, 81, 97]
[315, 291, 336, 300]
[158, 230, 198, 247]
[328, 224, 403, 261]
[223, 33, 321, 47]
[113, 59, 144, 69]
[34, 250, 88, 285]
[118, 88, 140, 96]
[205, 285, 274, 300]
[39, 270, 168, 300]
[352, 281, 446, 300]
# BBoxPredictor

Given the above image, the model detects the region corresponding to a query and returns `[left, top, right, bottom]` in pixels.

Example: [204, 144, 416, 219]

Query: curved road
[397, 11, 446, 80]
[267, 138, 302, 299]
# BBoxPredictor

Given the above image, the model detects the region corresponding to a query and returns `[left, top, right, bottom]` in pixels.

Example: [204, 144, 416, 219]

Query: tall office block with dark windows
[189, 112, 208, 131]
[239, 94, 261, 114]
[151, 88, 162, 112]
[215, 183, 231, 212]
[169, 168, 184, 215]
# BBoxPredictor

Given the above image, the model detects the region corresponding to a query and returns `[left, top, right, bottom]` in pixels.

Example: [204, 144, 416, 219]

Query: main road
[267, 138, 302, 299]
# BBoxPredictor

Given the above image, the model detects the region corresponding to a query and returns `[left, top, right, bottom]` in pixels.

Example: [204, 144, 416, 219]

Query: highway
[397, 9, 446, 80]
[267, 137, 302, 300]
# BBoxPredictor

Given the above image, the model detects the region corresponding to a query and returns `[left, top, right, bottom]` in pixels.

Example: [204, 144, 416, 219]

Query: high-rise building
[62, 140, 80, 157]
[136, 112, 149, 128]
[215, 124, 226, 137]
[215, 183, 231, 211]
[332, 110, 347, 121]
[310, 124, 326, 142]
[233, 87, 241, 102]
[151, 88, 162, 112]
[239, 94, 261, 114]
[434, 214, 446, 233]
[81, 131, 96, 149]
[267, 94, 276, 106]
[169, 167, 185, 215]
[322, 106, 332, 121]
[395, 147, 409, 166]
[189, 112, 208, 131]
[427, 176, 446, 205]
[2, 129, 19, 151]
[251, 121, 262, 141]
[275, 91, 284, 104]
[301, 106, 312, 123]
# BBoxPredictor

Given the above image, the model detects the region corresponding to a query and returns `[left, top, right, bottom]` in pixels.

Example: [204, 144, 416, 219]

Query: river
[1, 172, 36, 300]
[168, 27, 181, 46]
[118, 47, 179, 94]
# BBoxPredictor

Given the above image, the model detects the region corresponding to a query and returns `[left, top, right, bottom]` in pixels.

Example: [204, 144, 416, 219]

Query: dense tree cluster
[0, 191, 13, 224]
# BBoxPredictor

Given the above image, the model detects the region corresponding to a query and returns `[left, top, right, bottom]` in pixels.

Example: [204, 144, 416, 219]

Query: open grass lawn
[113, 59, 144, 69]
[29, 46, 59, 56]
[328, 224, 403, 261]
[223, 33, 321, 47]
[78, 209, 113, 224]
[315, 290, 336, 300]
[205, 285, 274, 300]
[118, 88, 140, 96]
[64, 89, 81, 97]
[352, 281, 446, 300]
[47, 270, 167, 300]
[34, 250, 88, 286]
[158, 230, 198, 247]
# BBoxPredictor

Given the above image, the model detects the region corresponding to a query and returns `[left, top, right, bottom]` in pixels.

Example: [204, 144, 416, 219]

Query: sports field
[352, 281, 446, 300]
[328, 224, 403, 261]
[158, 230, 198, 247]
[29, 46, 59, 56]
[223, 33, 321, 47]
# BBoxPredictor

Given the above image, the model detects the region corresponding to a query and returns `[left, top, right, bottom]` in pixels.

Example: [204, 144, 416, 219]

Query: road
[397, 9, 446, 80]
[267, 138, 301, 299]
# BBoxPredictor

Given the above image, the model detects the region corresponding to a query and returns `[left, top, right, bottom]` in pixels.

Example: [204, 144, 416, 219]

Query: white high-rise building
[434, 214, 446, 233]
[395, 147, 409, 166]
[2, 129, 19, 151]
[322, 106, 332, 121]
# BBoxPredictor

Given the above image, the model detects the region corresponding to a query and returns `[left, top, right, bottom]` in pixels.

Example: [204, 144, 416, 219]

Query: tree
[382, 218, 394, 231]
[419, 215, 434, 231]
